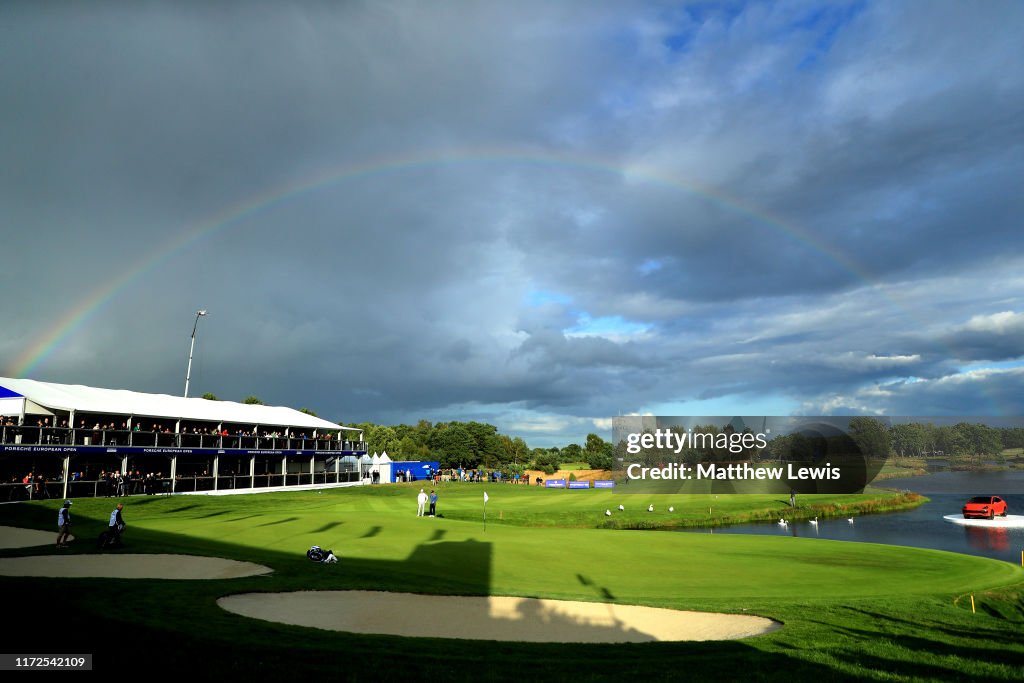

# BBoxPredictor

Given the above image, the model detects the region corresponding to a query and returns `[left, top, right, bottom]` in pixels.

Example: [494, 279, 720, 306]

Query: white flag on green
[483, 492, 489, 503]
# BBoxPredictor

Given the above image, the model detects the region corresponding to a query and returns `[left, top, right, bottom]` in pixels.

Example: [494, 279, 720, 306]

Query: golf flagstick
[483, 491, 489, 532]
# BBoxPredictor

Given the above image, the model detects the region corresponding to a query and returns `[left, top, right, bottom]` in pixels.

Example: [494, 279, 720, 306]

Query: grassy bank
[378, 482, 926, 529]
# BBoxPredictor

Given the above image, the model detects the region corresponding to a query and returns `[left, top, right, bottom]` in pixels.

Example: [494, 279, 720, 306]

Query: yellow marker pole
[970, 594, 975, 614]
[1020, 549, 1023, 567]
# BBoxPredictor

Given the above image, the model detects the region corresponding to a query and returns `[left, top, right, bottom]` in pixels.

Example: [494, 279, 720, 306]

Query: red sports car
[962, 496, 1008, 519]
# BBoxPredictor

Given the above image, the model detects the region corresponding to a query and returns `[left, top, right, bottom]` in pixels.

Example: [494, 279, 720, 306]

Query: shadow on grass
[313, 521, 344, 534]
[821, 607, 1024, 671]
[360, 525, 382, 539]
[226, 514, 263, 523]
[844, 606, 1016, 640]
[257, 516, 299, 527]
[165, 504, 200, 514]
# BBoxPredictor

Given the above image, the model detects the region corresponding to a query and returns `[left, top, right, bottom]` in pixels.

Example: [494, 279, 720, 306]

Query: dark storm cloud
[2, 1, 1022, 446]
[939, 312, 1024, 362]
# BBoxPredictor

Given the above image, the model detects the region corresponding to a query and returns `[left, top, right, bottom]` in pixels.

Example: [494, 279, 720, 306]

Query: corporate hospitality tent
[378, 451, 392, 483]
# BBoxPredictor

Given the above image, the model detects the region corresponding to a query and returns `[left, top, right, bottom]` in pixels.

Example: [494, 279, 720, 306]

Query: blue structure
[390, 460, 440, 483]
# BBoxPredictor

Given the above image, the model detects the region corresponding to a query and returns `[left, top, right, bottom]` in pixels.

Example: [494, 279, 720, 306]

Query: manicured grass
[876, 460, 929, 481]
[368, 481, 925, 528]
[2, 485, 1022, 681]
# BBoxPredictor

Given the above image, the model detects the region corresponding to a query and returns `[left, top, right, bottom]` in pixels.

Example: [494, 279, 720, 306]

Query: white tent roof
[0, 377, 357, 432]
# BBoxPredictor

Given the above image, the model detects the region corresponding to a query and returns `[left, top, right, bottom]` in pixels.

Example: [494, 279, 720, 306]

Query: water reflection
[964, 525, 1010, 552]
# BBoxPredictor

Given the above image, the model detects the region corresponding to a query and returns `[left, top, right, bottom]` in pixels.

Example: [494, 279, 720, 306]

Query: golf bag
[306, 545, 338, 563]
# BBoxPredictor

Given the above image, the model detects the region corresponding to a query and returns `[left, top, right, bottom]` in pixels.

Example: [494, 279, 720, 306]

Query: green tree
[201, 392, 219, 401]
[368, 425, 400, 456]
[953, 422, 1002, 457]
[848, 417, 891, 457]
[397, 435, 429, 460]
[429, 423, 476, 468]
[243, 396, 265, 405]
[299, 408, 319, 417]
[531, 448, 561, 475]
[561, 442, 584, 463]
[1001, 427, 1024, 450]
[934, 425, 968, 456]
[510, 436, 530, 466]
[584, 433, 614, 470]
[889, 422, 927, 457]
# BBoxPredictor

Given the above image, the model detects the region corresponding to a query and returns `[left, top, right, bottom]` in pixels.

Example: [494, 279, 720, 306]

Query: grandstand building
[0, 377, 367, 500]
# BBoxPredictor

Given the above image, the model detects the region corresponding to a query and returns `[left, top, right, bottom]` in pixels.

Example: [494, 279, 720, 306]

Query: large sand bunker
[219, 590, 780, 642]
[0, 525, 72, 549]
[0, 554, 272, 579]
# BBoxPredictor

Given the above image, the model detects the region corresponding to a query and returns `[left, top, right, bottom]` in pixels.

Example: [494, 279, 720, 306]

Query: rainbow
[10, 147, 876, 378]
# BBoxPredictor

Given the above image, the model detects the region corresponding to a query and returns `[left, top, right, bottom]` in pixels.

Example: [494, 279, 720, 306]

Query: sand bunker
[0, 525, 73, 549]
[219, 590, 780, 642]
[943, 514, 1024, 529]
[0, 554, 272, 579]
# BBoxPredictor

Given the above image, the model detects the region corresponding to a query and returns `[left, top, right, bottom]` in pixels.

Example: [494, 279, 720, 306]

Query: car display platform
[942, 514, 1024, 528]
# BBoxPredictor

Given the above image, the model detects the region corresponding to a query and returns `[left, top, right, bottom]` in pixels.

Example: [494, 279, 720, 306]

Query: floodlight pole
[184, 310, 208, 398]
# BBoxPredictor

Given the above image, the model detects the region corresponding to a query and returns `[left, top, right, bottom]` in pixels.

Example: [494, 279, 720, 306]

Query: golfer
[108, 503, 126, 545]
[56, 499, 72, 549]
[416, 488, 428, 517]
[429, 490, 438, 516]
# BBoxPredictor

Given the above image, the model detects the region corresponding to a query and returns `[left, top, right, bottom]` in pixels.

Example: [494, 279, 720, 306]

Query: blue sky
[1, 1, 1022, 446]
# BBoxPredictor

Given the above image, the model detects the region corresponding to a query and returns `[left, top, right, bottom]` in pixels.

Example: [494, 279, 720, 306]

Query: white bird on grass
[618, 504, 624, 511]
[605, 509, 611, 516]
[648, 504, 654, 512]
[668, 506, 675, 513]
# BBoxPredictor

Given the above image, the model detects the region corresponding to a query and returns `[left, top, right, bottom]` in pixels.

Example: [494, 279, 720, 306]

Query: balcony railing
[2, 468, 364, 501]
[0, 425, 365, 453]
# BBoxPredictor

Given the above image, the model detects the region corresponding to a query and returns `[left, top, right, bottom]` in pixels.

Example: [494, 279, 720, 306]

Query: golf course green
[2, 483, 1022, 680]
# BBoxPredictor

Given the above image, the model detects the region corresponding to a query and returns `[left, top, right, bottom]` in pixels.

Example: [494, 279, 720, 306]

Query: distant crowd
[387, 467, 534, 484]
[1, 416, 357, 451]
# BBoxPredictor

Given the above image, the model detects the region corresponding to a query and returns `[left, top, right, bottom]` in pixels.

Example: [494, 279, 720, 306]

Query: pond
[681, 469, 1024, 564]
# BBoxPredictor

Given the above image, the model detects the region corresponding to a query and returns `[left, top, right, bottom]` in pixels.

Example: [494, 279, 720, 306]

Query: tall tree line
[342, 419, 614, 472]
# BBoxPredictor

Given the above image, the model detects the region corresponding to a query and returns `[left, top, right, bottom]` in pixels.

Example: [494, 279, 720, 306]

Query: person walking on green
[56, 499, 72, 549]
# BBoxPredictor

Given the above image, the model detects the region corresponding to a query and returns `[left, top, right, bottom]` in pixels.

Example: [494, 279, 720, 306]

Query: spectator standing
[429, 490, 438, 517]
[416, 489, 427, 517]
